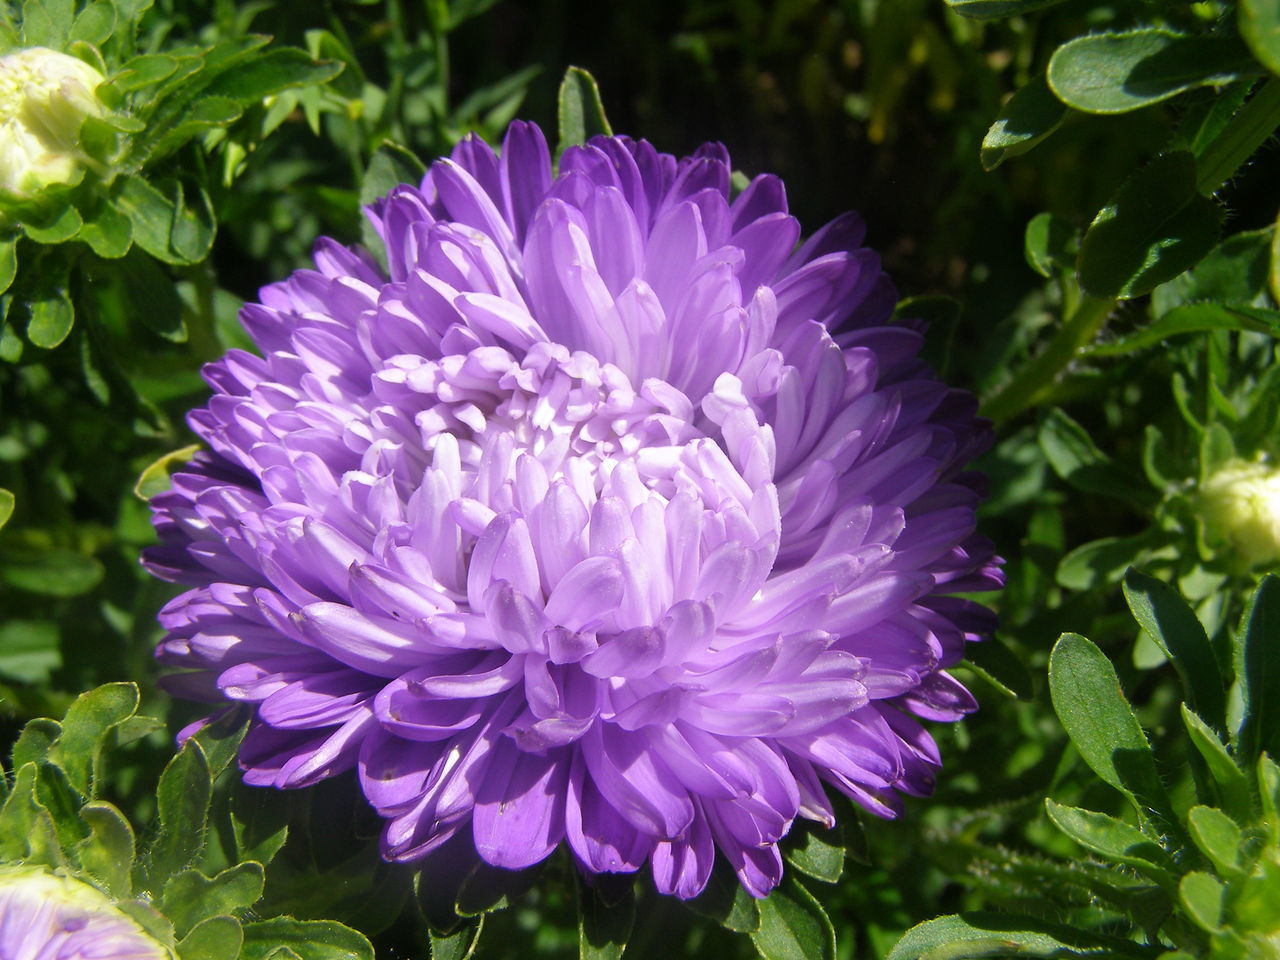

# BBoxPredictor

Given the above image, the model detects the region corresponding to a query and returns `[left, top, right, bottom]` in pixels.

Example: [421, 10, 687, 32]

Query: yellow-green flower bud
[1198, 458, 1280, 569]
[0, 47, 106, 201]
[0, 865, 172, 960]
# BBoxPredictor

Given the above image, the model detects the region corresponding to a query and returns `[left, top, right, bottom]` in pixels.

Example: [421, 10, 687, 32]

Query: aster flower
[144, 122, 1002, 899]
[0, 867, 170, 960]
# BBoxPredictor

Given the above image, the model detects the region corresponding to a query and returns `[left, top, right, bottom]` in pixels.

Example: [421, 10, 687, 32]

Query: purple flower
[0, 867, 170, 960]
[145, 123, 1002, 899]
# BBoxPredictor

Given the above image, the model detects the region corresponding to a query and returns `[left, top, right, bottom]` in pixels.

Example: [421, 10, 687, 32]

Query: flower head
[145, 123, 1001, 898]
[0, 47, 105, 202]
[0, 867, 171, 960]
[1199, 458, 1280, 569]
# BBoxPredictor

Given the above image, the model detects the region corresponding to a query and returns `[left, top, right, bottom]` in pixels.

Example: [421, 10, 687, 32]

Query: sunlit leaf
[944, 0, 1067, 19]
[1048, 633, 1178, 834]
[1187, 805, 1242, 876]
[751, 880, 835, 960]
[1078, 152, 1220, 300]
[1048, 31, 1258, 114]
[982, 77, 1067, 170]
[1241, 0, 1280, 75]
[887, 911, 1151, 959]
[1044, 800, 1175, 879]
[1179, 872, 1223, 932]
[557, 66, 612, 155]
[1123, 570, 1226, 729]
[240, 918, 374, 960]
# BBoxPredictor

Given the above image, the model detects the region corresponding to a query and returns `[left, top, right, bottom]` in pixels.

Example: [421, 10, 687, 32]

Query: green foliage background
[2, 0, 1280, 958]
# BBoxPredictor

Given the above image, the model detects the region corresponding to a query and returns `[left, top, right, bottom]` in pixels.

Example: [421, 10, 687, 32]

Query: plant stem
[1196, 75, 1280, 194]
[984, 78, 1280, 426]
[981, 295, 1115, 426]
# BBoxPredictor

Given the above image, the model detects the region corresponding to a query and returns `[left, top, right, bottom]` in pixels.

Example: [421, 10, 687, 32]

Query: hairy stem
[981, 295, 1115, 426]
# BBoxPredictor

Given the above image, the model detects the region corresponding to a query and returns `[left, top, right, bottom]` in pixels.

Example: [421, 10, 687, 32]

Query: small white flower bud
[0, 47, 107, 201]
[1198, 458, 1280, 569]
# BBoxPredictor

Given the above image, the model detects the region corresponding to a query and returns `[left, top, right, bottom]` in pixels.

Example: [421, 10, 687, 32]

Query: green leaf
[202, 48, 343, 104]
[1179, 872, 1223, 931]
[0, 548, 104, 596]
[557, 66, 612, 155]
[11, 718, 60, 769]
[48, 682, 139, 797]
[360, 142, 427, 260]
[0, 620, 61, 684]
[886, 912, 1151, 960]
[69, 1, 115, 45]
[1044, 800, 1176, 878]
[1259, 754, 1280, 844]
[240, 918, 374, 960]
[1086, 303, 1280, 358]
[141, 740, 211, 888]
[943, 0, 1067, 19]
[21, 204, 84, 245]
[113, 900, 176, 956]
[165, 180, 215, 266]
[1056, 531, 1167, 591]
[35, 761, 89, 853]
[684, 862, 761, 933]
[137, 97, 244, 166]
[135, 444, 202, 500]
[76, 801, 136, 897]
[784, 821, 845, 884]
[578, 883, 634, 960]
[0, 239, 15, 295]
[1187, 805, 1242, 876]
[0, 488, 11, 529]
[981, 77, 1067, 170]
[1048, 31, 1258, 115]
[1182, 705, 1252, 817]
[1241, 0, 1280, 75]
[110, 54, 180, 93]
[1078, 152, 1221, 300]
[1038, 409, 1154, 507]
[20, 247, 75, 349]
[79, 196, 134, 259]
[230, 782, 290, 866]
[750, 879, 836, 960]
[1271, 209, 1280, 304]
[1236, 575, 1280, 764]
[0, 763, 64, 866]
[1152, 228, 1275, 314]
[21, 0, 72, 47]
[1049, 633, 1177, 833]
[191, 706, 249, 780]
[963, 635, 1034, 700]
[162, 863, 265, 938]
[115, 176, 185, 264]
[1023, 211, 1076, 279]
[178, 916, 243, 960]
[428, 918, 484, 960]
[112, 247, 186, 341]
[1123, 570, 1226, 730]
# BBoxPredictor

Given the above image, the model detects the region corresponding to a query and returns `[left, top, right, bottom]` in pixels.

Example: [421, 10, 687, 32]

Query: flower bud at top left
[0, 46, 107, 203]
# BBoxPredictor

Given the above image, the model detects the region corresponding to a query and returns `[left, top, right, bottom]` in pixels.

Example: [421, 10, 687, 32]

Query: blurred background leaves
[1, 0, 1279, 957]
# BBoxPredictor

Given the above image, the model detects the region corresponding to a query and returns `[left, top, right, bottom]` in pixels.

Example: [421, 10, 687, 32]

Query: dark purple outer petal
[144, 122, 1003, 900]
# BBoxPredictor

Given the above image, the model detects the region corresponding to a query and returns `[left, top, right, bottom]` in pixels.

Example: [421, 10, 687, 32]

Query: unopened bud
[0, 47, 107, 201]
[1198, 458, 1280, 569]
